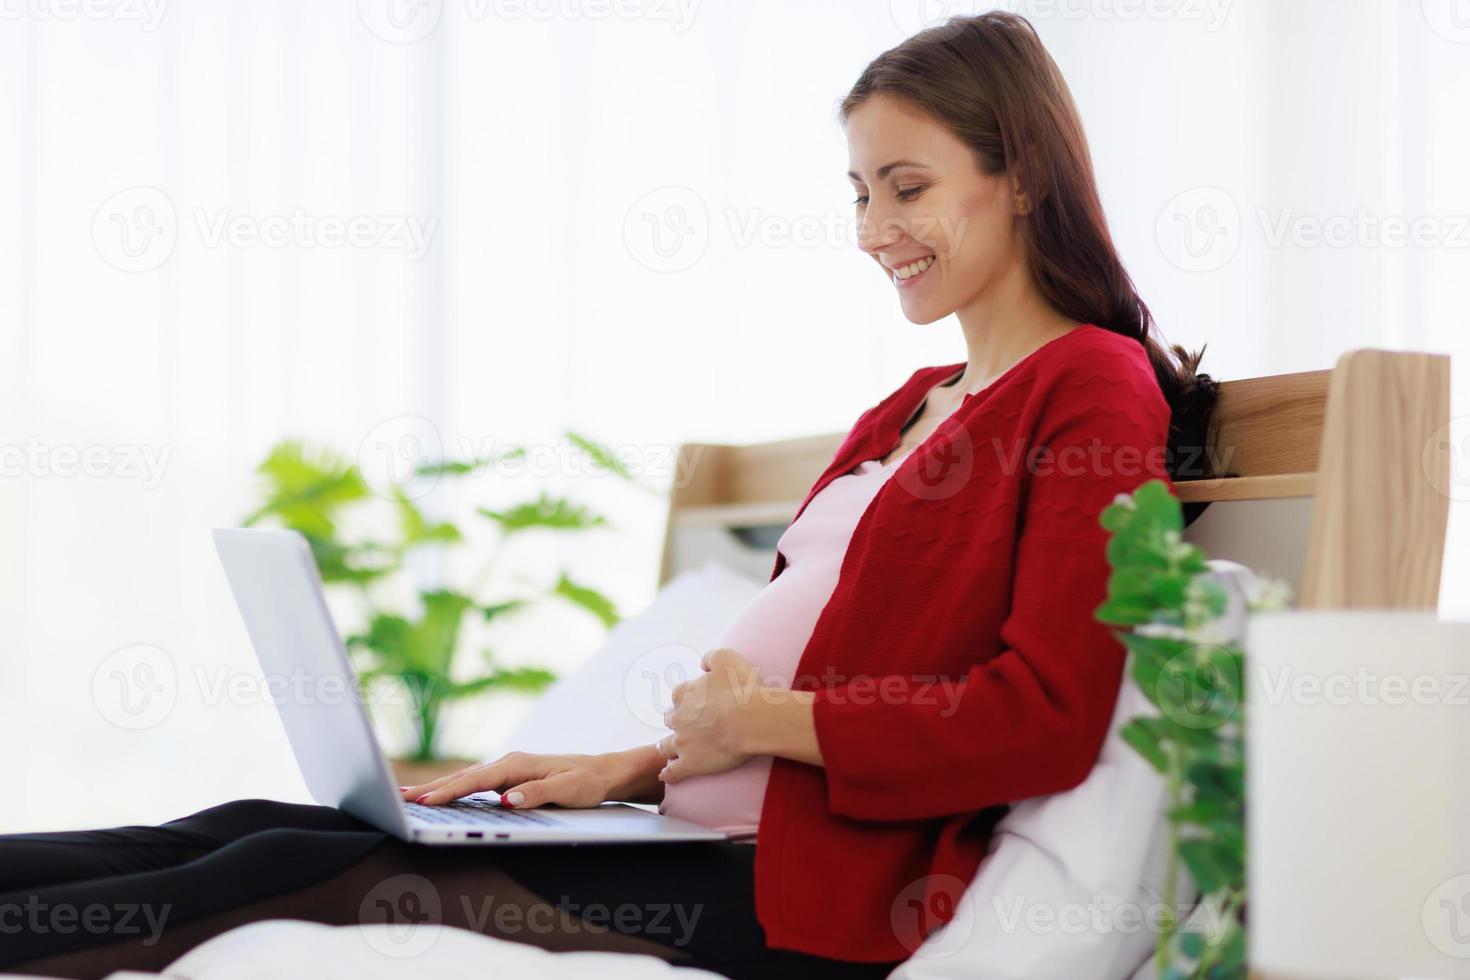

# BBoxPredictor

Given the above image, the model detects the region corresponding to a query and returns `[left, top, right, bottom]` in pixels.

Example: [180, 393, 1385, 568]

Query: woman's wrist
[739, 687, 822, 766]
[601, 744, 666, 804]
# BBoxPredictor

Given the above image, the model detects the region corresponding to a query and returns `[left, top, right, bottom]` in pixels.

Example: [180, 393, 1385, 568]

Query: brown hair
[841, 11, 1217, 484]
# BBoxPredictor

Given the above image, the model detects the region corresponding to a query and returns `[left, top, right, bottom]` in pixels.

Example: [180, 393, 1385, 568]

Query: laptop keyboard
[405, 795, 561, 827]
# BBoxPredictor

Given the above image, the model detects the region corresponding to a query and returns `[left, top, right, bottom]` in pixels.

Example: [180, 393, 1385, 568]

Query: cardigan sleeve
[809, 373, 1173, 822]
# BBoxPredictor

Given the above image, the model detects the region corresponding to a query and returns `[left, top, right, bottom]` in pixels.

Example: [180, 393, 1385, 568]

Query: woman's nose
[857, 203, 903, 255]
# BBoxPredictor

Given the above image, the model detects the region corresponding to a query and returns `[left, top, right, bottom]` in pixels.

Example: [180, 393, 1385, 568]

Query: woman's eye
[851, 187, 924, 207]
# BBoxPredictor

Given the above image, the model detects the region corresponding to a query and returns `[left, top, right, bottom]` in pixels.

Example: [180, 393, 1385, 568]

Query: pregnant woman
[2, 12, 1215, 980]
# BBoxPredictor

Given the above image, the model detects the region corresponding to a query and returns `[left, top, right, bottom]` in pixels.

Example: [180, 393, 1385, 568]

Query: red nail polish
[415, 794, 430, 804]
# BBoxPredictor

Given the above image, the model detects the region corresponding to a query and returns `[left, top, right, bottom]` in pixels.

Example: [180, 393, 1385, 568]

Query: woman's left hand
[658, 647, 765, 784]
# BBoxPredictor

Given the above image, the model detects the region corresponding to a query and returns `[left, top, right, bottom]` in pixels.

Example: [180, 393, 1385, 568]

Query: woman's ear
[1009, 169, 1032, 215]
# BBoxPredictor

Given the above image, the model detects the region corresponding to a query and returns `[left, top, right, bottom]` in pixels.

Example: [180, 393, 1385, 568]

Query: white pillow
[892, 561, 1256, 980]
[505, 561, 764, 757]
[153, 919, 725, 979]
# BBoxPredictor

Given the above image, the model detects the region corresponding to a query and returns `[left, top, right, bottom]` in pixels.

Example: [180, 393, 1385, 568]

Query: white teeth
[894, 256, 935, 280]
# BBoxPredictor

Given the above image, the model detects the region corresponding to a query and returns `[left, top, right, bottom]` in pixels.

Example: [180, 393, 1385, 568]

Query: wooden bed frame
[660, 348, 1452, 610]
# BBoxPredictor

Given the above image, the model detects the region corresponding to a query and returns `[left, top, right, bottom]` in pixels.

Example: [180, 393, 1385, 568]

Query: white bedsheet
[5, 920, 727, 980]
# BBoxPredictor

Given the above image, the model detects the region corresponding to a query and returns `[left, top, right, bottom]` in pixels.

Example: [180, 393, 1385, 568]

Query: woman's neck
[950, 260, 1079, 394]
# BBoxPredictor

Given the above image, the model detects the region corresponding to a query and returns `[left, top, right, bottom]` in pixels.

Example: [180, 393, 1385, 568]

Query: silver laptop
[213, 528, 726, 846]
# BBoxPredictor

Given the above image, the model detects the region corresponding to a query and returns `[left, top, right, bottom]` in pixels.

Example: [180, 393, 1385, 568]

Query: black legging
[0, 799, 901, 980]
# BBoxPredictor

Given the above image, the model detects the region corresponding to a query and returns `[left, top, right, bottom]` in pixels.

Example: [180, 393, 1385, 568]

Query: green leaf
[445, 665, 557, 699]
[565, 431, 643, 486]
[349, 591, 476, 679]
[1178, 838, 1233, 895]
[1167, 798, 1232, 824]
[1106, 565, 1157, 602]
[1150, 572, 1195, 608]
[1095, 597, 1155, 626]
[1187, 759, 1244, 800]
[1178, 931, 1205, 959]
[1133, 479, 1184, 533]
[553, 572, 620, 628]
[415, 457, 488, 477]
[1210, 820, 1246, 858]
[1120, 718, 1169, 772]
[481, 599, 530, 622]
[1098, 496, 1134, 533]
[1106, 530, 1172, 571]
[304, 533, 397, 585]
[243, 440, 370, 538]
[393, 488, 463, 546]
[1194, 578, 1230, 619]
[348, 613, 416, 671]
[479, 493, 610, 533]
[415, 589, 476, 677]
[1215, 920, 1246, 968]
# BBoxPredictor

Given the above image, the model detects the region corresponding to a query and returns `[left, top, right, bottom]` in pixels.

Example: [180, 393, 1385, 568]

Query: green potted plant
[1096, 480, 1290, 980]
[243, 432, 638, 783]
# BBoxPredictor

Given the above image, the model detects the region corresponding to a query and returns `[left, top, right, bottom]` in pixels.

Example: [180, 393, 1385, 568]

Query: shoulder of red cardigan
[832, 326, 1168, 473]
[1029, 325, 1170, 415]
[887, 326, 1167, 429]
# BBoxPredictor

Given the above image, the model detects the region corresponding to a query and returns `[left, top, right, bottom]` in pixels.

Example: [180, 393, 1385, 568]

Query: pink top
[659, 445, 916, 839]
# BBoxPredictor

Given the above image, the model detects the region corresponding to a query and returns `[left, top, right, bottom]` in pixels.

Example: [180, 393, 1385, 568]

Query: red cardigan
[752, 324, 1174, 961]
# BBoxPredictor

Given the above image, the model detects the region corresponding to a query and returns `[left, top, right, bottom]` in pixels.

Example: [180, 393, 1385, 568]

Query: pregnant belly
[660, 754, 772, 839]
[655, 494, 864, 837]
[655, 574, 825, 838]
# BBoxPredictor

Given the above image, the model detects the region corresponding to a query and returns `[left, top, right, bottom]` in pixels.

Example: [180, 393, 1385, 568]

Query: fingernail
[415, 794, 430, 804]
[503, 791, 524, 807]
[398, 786, 409, 792]
[657, 768, 667, 782]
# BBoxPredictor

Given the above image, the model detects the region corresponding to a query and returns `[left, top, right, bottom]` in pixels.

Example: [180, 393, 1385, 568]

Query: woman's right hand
[399, 745, 664, 809]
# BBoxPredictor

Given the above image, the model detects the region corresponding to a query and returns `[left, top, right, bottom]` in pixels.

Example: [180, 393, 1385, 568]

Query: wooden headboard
[661, 349, 1451, 610]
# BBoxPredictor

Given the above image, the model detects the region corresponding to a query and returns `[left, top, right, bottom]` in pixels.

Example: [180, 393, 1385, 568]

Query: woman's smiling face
[845, 93, 1026, 325]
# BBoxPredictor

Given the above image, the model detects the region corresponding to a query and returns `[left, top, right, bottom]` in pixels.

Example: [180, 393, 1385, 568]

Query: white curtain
[2, 0, 1465, 831]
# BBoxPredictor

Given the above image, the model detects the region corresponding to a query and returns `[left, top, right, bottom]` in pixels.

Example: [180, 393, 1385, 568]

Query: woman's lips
[893, 256, 936, 288]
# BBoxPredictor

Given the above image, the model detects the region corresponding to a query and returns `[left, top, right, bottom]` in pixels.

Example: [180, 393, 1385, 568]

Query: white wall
[1, 0, 1465, 831]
